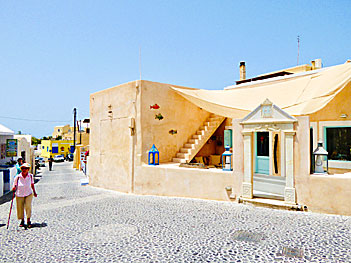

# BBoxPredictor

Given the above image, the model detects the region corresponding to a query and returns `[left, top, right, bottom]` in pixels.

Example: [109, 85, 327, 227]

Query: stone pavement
[0, 162, 350, 263]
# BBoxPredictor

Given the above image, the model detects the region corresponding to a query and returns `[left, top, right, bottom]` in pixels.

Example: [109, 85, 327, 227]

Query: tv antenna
[139, 47, 142, 81]
[297, 35, 300, 65]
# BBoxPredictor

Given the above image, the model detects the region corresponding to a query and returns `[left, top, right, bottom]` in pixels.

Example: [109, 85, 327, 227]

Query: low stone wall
[134, 164, 234, 201]
[296, 174, 351, 216]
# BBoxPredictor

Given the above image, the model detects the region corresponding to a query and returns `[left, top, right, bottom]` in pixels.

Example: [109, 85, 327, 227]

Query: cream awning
[172, 63, 351, 118]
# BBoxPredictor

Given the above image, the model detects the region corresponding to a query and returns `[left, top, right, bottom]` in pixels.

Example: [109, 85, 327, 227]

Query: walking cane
[7, 189, 16, 229]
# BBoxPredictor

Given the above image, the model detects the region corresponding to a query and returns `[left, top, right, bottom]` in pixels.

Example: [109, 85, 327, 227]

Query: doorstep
[238, 196, 303, 211]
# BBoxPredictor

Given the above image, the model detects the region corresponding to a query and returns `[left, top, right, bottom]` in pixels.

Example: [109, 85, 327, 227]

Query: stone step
[238, 197, 302, 211]
[176, 152, 190, 159]
[173, 115, 226, 164]
[204, 121, 218, 127]
[184, 144, 195, 149]
[192, 134, 202, 140]
[180, 148, 192, 153]
[172, 157, 187, 163]
[196, 130, 205, 135]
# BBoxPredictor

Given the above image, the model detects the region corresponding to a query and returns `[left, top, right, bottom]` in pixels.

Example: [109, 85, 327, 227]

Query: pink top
[13, 173, 34, 197]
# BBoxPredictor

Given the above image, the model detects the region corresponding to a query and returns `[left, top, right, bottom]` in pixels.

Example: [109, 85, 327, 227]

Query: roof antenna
[297, 35, 300, 65]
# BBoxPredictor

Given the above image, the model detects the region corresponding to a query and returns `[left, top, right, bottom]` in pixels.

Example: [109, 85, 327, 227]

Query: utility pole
[79, 120, 82, 144]
[73, 108, 77, 152]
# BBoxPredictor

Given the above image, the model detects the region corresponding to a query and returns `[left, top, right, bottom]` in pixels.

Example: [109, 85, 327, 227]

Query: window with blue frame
[326, 127, 351, 161]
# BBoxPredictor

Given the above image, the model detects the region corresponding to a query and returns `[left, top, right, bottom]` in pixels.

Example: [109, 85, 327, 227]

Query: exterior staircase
[172, 114, 226, 163]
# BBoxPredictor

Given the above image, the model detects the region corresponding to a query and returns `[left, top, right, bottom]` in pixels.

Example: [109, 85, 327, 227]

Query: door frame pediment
[239, 99, 297, 204]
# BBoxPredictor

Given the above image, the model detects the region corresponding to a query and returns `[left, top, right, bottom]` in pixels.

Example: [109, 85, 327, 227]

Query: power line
[0, 115, 71, 123]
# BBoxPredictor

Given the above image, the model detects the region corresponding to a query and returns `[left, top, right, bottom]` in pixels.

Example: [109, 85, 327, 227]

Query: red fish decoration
[150, 104, 160, 109]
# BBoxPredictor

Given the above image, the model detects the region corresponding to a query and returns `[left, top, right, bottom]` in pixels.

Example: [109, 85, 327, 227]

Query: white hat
[20, 163, 31, 169]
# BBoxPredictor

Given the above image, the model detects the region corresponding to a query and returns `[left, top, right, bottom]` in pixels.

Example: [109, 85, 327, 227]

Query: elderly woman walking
[12, 163, 37, 228]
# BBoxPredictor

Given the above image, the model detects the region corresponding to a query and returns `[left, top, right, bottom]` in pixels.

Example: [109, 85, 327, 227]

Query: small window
[42, 146, 44, 149]
[326, 127, 351, 161]
[58, 129, 60, 132]
[257, 132, 269, 156]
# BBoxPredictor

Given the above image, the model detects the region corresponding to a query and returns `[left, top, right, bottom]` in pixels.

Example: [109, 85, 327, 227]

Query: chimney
[311, 58, 322, 70]
[239, 61, 246, 80]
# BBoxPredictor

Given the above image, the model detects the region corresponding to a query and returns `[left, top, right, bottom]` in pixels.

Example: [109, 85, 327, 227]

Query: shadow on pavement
[28, 222, 48, 229]
[0, 223, 6, 228]
[0, 191, 14, 205]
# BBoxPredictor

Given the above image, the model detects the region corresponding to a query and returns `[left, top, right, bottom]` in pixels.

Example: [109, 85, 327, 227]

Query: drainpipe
[130, 81, 140, 193]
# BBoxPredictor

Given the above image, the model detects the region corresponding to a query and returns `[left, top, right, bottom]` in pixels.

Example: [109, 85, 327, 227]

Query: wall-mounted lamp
[340, 114, 347, 118]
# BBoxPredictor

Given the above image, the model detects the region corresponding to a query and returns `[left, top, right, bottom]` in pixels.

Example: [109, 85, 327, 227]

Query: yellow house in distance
[41, 140, 74, 158]
[52, 124, 75, 140]
[52, 124, 90, 145]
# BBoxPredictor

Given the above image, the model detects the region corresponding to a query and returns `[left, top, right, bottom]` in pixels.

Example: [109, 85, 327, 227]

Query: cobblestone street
[0, 162, 350, 262]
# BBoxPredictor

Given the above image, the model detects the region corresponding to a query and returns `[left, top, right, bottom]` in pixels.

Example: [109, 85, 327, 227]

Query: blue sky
[1, 0, 351, 137]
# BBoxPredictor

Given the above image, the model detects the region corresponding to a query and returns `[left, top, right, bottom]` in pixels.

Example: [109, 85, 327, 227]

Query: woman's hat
[20, 163, 31, 169]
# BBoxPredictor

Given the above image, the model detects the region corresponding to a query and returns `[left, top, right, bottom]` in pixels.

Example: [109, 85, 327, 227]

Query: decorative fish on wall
[155, 113, 164, 120]
[150, 104, 160, 109]
[169, 129, 177, 135]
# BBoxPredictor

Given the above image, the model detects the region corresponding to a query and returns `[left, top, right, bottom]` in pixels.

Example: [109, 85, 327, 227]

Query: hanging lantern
[222, 145, 233, 171]
[313, 141, 328, 174]
[148, 144, 159, 165]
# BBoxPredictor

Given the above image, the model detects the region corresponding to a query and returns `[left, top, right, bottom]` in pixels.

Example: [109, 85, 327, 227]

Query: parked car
[37, 157, 45, 167]
[53, 155, 65, 162]
[66, 153, 74, 161]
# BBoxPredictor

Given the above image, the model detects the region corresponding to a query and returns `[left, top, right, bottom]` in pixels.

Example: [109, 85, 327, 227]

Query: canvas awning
[172, 62, 351, 118]
[0, 123, 14, 136]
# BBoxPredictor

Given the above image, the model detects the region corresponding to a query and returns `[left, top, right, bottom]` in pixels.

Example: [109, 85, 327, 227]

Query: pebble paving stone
[0, 162, 350, 262]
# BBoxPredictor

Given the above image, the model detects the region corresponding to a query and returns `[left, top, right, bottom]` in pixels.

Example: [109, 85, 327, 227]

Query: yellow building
[52, 125, 72, 139]
[52, 124, 89, 143]
[41, 140, 74, 158]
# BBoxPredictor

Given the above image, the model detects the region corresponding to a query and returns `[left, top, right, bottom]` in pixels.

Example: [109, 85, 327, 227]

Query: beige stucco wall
[135, 165, 233, 201]
[90, 80, 213, 195]
[140, 81, 210, 163]
[89, 81, 139, 193]
[294, 117, 351, 215]
[16, 137, 31, 163]
[232, 119, 244, 197]
[309, 82, 351, 124]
